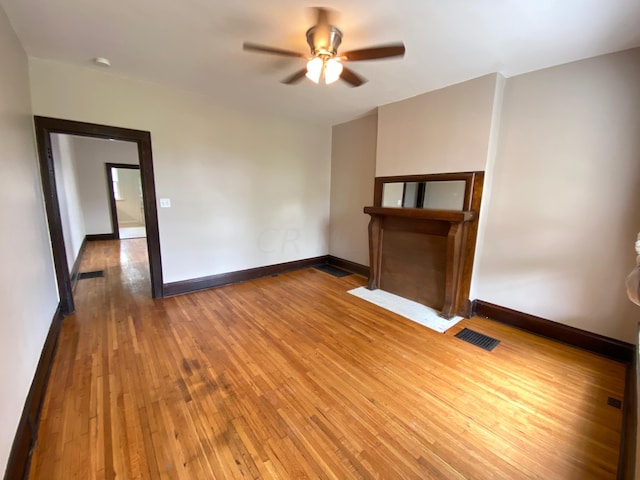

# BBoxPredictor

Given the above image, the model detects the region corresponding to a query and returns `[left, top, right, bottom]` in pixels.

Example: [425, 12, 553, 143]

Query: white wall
[474, 48, 640, 342]
[29, 58, 332, 283]
[0, 9, 59, 476]
[382, 182, 404, 208]
[376, 74, 502, 176]
[329, 113, 377, 266]
[71, 136, 139, 234]
[115, 168, 144, 227]
[51, 133, 86, 271]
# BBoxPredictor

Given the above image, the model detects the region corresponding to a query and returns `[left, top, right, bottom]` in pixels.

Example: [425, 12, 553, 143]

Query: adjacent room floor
[29, 239, 626, 479]
[119, 225, 146, 239]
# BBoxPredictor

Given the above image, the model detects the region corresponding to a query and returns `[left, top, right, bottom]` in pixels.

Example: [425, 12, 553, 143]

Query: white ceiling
[3, 0, 640, 126]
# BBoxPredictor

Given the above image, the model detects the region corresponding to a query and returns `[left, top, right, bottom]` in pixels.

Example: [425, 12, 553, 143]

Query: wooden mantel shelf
[363, 207, 475, 223]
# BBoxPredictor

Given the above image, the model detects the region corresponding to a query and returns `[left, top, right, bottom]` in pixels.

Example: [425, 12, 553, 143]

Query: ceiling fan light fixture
[243, 7, 405, 87]
[324, 58, 343, 84]
[305, 57, 323, 84]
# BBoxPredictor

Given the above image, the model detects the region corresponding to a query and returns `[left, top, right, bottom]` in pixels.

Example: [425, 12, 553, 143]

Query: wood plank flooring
[29, 239, 625, 479]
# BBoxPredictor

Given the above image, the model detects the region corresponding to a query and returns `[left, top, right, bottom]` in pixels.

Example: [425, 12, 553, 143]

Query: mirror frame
[374, 171, 477, 210]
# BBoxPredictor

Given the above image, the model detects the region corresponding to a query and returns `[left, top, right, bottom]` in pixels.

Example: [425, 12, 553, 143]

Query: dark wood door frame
[34, 116, 163, 314]
[105, 163, 142, 240]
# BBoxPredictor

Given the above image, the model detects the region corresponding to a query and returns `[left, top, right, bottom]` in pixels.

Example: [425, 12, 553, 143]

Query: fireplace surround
[364, 171, 484, 319]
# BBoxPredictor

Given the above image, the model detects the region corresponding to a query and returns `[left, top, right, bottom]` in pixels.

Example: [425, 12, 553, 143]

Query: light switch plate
[159, 198, 171, 208]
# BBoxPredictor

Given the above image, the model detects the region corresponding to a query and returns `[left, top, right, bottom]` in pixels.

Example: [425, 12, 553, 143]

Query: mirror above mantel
[382, 180, 466, 210]
[365, 171, 484, 319]
[374, 172, 478, 212]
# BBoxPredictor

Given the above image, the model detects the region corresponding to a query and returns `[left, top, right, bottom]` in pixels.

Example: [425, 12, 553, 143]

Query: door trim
[106, 163, 142, 240]
[34, 116, 163, 314]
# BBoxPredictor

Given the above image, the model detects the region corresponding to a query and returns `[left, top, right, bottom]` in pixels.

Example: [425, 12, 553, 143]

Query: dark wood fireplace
[364, 171, 484, 319]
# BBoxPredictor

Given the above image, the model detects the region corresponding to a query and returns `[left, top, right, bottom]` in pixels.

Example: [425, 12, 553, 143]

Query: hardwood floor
[29, 239, 625, 479]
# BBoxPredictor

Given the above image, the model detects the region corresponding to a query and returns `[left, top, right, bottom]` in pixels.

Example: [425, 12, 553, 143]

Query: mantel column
[368, 215, 381, 290]
[440, 222, 462, 319]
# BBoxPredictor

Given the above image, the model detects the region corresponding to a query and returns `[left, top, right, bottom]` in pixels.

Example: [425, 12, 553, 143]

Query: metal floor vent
[607, 397, 622, 409]
[314, 264, 352, 278]
[77, 270, 105, 280]
[455, 328, 500, 352]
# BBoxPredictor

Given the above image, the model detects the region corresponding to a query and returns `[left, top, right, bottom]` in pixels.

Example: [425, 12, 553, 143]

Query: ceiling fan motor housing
[306, 25, 343, 56]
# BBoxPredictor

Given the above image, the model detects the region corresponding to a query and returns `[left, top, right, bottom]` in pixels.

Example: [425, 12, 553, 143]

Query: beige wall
[367, 50, 640, 342]
[71, 136, 139, 234]
[329, 113, 377, 266]
[474, 48, 640, 342]
[376, 74, 502, 176]
[374, 72, 505, 306]
[0, 10, 59, 476]
[29, 58, 332, 284]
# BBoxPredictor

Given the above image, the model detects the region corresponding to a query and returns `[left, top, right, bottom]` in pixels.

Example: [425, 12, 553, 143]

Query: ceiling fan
[243, 7, 405, 87]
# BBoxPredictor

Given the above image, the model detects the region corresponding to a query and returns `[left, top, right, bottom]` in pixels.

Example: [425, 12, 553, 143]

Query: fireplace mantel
[364, 171, 484, 320]
[364, 206, 474, 223]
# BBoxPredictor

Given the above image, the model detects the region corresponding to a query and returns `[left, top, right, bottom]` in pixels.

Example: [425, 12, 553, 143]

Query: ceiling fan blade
[243, 42, 307, 58]
[281, 68, 308, 85]
[340, 66, 367, 87]
[340, 43, 406, 61]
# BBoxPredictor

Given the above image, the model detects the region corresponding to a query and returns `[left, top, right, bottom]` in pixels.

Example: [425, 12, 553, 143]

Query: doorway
[34, 116, 163, 315]
[106, 164, 146, 239]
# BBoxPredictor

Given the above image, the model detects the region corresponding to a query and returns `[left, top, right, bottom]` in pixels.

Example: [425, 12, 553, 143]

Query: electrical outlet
[159, 198, 171, 208]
